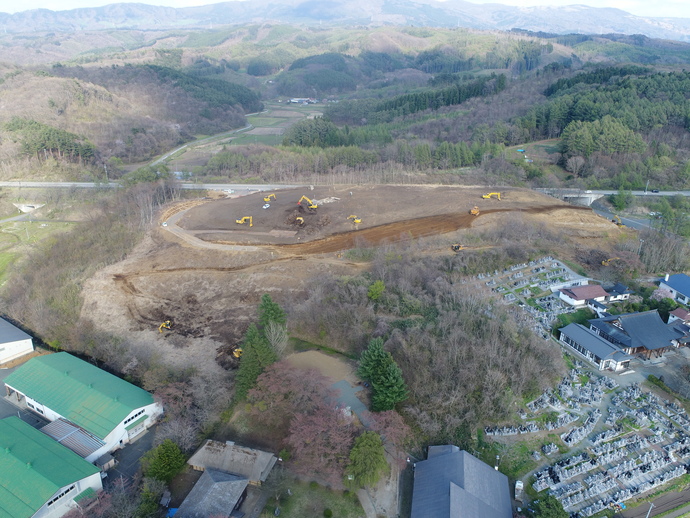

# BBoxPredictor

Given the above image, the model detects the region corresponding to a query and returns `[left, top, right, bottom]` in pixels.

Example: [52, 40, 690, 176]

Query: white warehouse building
[0, 317, 34, 365]
[3, 352, 163, 464]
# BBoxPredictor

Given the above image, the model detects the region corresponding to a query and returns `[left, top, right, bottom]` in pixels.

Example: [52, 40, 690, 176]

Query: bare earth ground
[77, 185, 623, 517]
[81, 185, 619, 374]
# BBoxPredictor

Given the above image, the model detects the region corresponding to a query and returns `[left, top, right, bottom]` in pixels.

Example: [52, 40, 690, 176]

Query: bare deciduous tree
[265, 321, 289, 358]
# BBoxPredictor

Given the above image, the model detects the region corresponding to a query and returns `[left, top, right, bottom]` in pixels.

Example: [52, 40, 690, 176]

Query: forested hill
[3, 0, 690, 42]
[0, 64, 260, 164]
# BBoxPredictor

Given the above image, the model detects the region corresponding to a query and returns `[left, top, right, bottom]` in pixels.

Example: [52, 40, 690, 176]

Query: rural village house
[174, 440, 277, 517]
[558, 284, 609, 308]
[0, 317, 34, 365]
[175, 468, 249, 518]
[3, 352, 163, 465]
[411, 445, 512, 518]
[559, 323, 633, 372]
[0, 416, 103, 518]
[588, 310, 685, 359]
[668, 307, 690, 325]
[659, 273, 690, 305]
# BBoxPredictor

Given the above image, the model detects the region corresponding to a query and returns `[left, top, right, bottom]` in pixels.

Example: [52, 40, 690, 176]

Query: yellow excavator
[159, 320, 172, 333]
[602, 257, 620, 266]
[294, 216, 305, 226]
[236, 216, 253, 227]
[451, 244, 466, 252]
[298, 195, 318, 211]
[232, 347, 243, 358]
[470, 206, 480, 216]
[347, 215, 362, 224]
[612, 215, 624, 227]
[482, 192, 501, 200]
[264, 193, 276, 202]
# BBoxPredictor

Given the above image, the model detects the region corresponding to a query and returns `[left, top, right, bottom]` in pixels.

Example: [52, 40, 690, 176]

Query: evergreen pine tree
[356, 338, 388, 382]
[371, 361, 409, 412]
[258, 293, 287, 330]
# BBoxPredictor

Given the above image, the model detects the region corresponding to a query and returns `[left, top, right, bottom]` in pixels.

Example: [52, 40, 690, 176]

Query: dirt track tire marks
[275, 205, 590, 254]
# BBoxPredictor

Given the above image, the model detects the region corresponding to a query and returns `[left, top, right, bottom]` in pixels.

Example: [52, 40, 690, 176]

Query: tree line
[5, 117, 96, 163]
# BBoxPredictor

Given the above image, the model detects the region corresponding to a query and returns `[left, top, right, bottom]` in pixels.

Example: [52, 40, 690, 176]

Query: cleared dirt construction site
[81, 185, 617, 374]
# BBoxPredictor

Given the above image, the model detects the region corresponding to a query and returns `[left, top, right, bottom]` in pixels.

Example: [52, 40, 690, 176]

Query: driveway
[105, 425, 158, 485]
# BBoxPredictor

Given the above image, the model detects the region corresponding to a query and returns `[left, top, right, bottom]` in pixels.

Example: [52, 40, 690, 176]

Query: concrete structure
[0, 416, 102, 518]
[3, 352, 162, 463]
[589, 310, 685, 359]
[559, 323, 632, 372]
[187, 440, 276, 485]
[411, 445, 512, 518]
[175, 468, 248, 518]
[559, 284, 609, 307]
[660, 273, 690, 305]
[0, 317, 34, 365]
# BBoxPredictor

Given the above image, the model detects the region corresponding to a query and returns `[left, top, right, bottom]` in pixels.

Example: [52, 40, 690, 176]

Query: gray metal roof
[559, 324, 632, 362]
[411, 446, 512, 518]
[176, 468, 248, 518]
[0, 317, 32, 345]
[188, 440, 276, 483]
[590, 311, 681, 351]
[40, 418, 104, 458]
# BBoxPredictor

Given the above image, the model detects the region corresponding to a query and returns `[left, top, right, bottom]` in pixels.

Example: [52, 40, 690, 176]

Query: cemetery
[487, 362, 690, 516]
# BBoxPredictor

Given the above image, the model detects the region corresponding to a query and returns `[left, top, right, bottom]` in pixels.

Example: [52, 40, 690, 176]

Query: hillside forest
[3, 20, 690, 516]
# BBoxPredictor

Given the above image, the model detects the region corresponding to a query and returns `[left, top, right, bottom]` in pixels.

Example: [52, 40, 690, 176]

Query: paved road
[0, 181, 303, 191]
[592, 208, 654, 231]
[620, 491, 690, 518]
[538, 188, 690, 198]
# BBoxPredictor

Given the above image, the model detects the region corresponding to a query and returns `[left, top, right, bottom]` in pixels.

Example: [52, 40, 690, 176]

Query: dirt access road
[80, 185, 619, 375]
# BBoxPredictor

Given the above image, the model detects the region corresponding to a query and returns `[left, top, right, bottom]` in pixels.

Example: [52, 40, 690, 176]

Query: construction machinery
[232, 347, 243, 358]
[159, 320, 172, 333]
[294, 216, 305, 226]
[612, 215, 624, 227]
[601, 257, 620, 266]
[451, 244, 466, 252]
[347, 215, 362, 224]
[236, 216, 253, 227]
[482, 192, 501, 200]
[297, 195, 318, 212]
[263, 193, 276, 202]
[470, 206, 480, 216]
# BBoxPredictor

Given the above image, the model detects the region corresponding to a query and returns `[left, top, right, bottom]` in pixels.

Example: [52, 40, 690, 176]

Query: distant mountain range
[2, 0, 690, 41]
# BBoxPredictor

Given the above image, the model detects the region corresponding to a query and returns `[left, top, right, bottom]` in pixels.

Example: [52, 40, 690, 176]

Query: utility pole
[645, 502, 654, 518]
[645, 179, 650, 194]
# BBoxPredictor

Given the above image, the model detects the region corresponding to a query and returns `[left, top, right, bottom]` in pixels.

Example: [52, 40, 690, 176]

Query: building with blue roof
[411, 446, 511, 518]
[660, 273, 690, 305]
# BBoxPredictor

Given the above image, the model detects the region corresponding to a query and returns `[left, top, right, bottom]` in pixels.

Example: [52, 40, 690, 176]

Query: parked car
[652, 189, 660, 193]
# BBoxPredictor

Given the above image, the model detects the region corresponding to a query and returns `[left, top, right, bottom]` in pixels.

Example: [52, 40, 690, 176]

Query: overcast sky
[1, 0, 689, 18]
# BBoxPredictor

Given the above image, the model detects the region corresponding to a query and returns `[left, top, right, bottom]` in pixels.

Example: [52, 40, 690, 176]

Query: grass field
[0, 220, 75, 285]
[261, 478, 364, 518]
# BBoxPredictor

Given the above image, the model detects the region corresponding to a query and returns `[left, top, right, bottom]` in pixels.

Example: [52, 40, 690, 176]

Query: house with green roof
[0, 416, 102, 518]
[3, 352, 163, 463]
